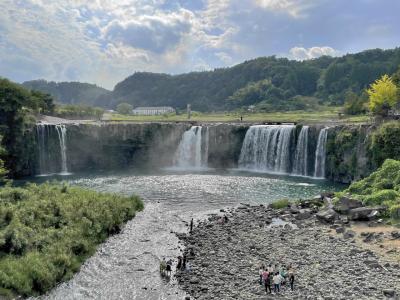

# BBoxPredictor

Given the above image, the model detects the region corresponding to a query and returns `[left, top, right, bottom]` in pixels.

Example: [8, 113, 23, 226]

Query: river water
[29, 169, 342, 300]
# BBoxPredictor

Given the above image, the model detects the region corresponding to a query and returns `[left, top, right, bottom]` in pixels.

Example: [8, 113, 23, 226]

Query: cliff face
[65, 123, 191, 172]
[30, 121, 387, 184]
[325, 124, 375, 183]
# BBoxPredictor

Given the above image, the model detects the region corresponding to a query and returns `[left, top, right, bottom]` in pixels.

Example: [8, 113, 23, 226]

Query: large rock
[334, 196, 363, 214]
[295, 209, 313, 220]
[349, 207, 386, 221]
[316, 208, 338, 223]
[383, 289, 396, 298]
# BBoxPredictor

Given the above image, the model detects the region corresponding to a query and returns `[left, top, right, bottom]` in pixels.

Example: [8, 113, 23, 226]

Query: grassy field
[104, 107, 371, 124]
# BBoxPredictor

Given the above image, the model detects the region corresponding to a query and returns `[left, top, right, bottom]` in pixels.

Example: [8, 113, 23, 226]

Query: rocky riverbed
[176, 200, 400, 299]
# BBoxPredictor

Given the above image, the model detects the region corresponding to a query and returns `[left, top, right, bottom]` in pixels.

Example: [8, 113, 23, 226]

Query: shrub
[342, 159, 400, 220]
[369, 121, 400, 168]
[363, 190, 399, 206]
[0, 183, 143, 297]
[389, 204, 400, 219]
[270, 199, 290, 209]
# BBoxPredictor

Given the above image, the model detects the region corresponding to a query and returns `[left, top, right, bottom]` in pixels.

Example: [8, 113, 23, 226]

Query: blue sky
[0, 0, 399, 89]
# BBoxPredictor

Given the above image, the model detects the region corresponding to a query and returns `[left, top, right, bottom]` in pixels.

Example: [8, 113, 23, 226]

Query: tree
[0, 138, 7, 182]
[343, 90, 368, 115]
[0, 78, 54, 177]
[116, 103, 133, 115]
[367, 74, 398, 116]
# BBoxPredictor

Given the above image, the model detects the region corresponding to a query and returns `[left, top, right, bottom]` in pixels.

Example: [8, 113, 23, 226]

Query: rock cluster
[176, 199, 400, 299]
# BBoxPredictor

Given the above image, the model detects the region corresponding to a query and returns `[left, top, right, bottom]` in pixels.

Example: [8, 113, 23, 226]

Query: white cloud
[254, 0, 319, 18]
[103, 9, 194, 53]
[289, 46, 339, 60]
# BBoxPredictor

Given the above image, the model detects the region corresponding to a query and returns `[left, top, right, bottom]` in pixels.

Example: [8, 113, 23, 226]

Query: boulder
[334, 196, 363, 214]
[391, 231, 400, 239]
[295, 209, 313, 220]
[349, 207, 386, 221]
[316, 208, 338, 224]
[343, 230, 356, 239]
[383, 289, 396, 298]
[336, 227, 345, 234]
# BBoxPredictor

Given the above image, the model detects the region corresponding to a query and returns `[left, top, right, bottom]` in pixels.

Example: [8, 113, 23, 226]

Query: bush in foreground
[0, 183, 143, 297]
[343, 159, 400, 219]
[270, 199, 290, 209]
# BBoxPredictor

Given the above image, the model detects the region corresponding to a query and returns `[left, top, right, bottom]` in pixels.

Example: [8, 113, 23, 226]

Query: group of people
[159, 258, 173, 276]
[258, 264, 295, 294]
[160, 253, 193, 277]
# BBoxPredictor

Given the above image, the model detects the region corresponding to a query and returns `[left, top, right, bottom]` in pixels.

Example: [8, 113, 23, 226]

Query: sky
[0, 0, 399, 89]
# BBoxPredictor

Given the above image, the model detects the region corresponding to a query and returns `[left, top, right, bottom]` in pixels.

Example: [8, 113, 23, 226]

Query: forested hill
[24, 48, 400, 111]
[22, 80, 110, 106]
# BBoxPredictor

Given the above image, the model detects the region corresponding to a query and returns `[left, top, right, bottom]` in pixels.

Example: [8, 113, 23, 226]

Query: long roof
[133, 106, 174, 110]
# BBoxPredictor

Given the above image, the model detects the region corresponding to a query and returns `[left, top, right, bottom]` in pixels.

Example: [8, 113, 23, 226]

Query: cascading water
[314, 128, 328, 178]
[55, 124, 69, 174]
[292, 126, 309, 176]
[36, 123, 70, 175]
[238, 125, 295, 174]
[36, 124, 51, 175]
[174, 126, 208, 169]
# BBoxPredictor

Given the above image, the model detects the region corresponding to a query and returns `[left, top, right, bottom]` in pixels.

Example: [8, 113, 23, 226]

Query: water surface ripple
[32, 169, 342, 300]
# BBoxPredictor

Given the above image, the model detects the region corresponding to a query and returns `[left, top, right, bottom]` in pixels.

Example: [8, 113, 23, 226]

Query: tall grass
[0, 183, 143, 297]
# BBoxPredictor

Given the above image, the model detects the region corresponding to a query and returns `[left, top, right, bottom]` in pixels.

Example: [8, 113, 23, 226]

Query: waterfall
[202, 126, 209, 167]
[174, 126, 208, 169]
[36, 124, 70, 175]
[292, 126, 309, 176]
[238, 125, 295, 174]
[36, 124, 50, 175]
[314, 128, 328, 178]
[55, 125, 69, 174]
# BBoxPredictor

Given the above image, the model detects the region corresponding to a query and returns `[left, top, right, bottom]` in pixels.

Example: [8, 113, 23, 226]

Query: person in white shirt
[273, 272, 282, 293]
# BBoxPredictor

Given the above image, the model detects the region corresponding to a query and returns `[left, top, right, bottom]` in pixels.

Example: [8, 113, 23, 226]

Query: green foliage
[367, 74, 398, 116]
[270, 199, 290, 209]
[54, 104, 104, 120]
[389, 204, 400, 219]
[343, 159, 400, 219]
[326, 127, 361, 181]
[18, 48, 400, 112]
[116, 103, 133, 115]
[369, 121, 400, 167]
[0, 138, 7, 183]
[23, 80, 109, 106]
[0, 78, 54, 178]
[343, 90, 368, 115]
[0, 183, 143, 296]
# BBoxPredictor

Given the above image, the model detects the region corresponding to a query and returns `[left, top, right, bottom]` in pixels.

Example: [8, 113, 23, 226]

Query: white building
[132, 106, 175, 115]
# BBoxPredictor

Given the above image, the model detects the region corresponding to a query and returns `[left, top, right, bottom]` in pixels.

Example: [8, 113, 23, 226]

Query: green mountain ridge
[22, 47, 400, 112]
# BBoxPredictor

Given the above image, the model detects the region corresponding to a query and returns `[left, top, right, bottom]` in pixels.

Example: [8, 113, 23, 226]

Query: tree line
[22, 48, 400, 112]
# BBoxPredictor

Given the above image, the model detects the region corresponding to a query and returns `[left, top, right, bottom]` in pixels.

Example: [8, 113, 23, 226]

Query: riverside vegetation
[0, 183, 143, 297]
[0, 81, 144, 298]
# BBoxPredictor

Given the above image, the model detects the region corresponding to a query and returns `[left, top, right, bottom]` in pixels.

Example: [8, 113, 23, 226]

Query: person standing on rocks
[259, 265, 264, 284]
[182, 254, 187, 271]
[268, 264, 274, 274]
[177, 256, 182, 270]
[190, 218, 193, 233]
[264, 271, 272, 294]
[288, 266, 295, 291]
[273, 272, 282, 293]
[166, 259, 172, 276]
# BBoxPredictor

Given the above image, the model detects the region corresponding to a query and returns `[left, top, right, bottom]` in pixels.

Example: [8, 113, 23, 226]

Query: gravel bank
[176, 204, 400, 299]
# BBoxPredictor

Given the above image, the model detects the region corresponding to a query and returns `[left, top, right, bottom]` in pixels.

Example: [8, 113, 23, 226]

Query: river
[28, 168, 342, 300]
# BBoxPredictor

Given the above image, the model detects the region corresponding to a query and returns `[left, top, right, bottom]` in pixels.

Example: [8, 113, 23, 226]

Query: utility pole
[187, 104, 191, 120]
